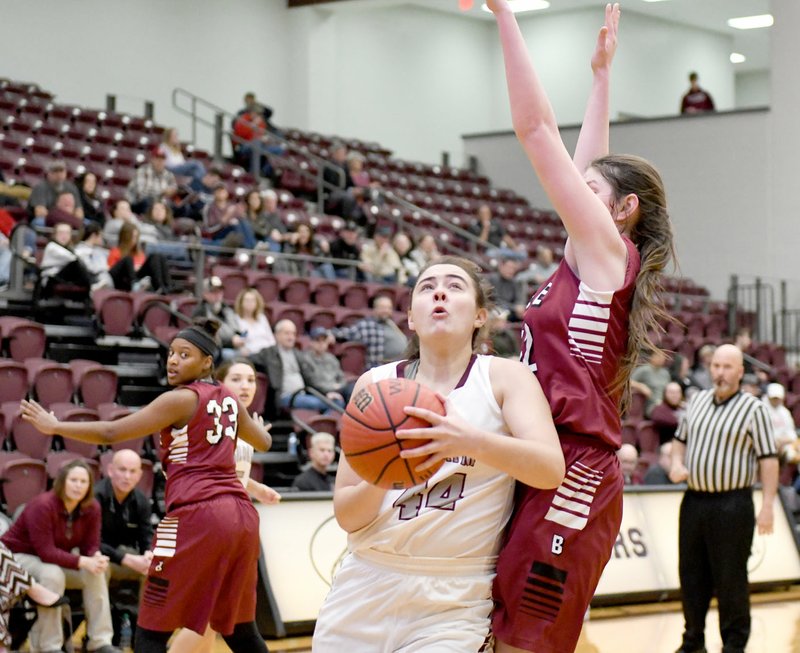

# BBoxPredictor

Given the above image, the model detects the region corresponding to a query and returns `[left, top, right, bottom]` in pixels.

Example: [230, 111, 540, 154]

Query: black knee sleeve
[221, 620, 269, 653]
[134, 626, 171, 653]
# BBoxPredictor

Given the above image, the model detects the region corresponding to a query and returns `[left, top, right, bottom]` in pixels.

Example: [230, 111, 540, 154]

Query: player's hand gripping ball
[340, 378, 445, 489]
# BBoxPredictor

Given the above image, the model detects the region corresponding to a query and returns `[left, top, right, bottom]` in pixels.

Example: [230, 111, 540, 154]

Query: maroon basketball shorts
[492, 435, 623, 653]
[138, 493, 260, 635]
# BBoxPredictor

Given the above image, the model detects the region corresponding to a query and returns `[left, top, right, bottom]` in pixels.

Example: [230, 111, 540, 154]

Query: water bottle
[288, 433, 299, 457]
[120, 612, 132, 649]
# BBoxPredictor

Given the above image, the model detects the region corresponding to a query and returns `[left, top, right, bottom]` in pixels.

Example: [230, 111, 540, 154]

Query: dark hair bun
[192, 317, 221, 338]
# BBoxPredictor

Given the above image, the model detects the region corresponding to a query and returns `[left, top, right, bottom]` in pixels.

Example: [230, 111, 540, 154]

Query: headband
[173, 326, 219, 359]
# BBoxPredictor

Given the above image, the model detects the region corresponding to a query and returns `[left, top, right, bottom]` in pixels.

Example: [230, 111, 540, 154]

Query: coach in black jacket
[95, 450, 153, 581]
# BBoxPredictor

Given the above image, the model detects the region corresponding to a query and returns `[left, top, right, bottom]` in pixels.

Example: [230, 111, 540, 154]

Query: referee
[670, 344, 778, 653]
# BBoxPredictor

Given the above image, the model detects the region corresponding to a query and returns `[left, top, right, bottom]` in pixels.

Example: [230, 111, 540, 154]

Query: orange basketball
[340, 377, 445, 489]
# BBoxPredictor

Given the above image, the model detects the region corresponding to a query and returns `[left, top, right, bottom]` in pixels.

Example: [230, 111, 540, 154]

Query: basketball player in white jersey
[312, 257, 565, 652]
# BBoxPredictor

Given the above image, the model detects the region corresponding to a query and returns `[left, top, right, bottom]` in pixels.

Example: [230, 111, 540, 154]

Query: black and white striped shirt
[675, 390, 777, 492]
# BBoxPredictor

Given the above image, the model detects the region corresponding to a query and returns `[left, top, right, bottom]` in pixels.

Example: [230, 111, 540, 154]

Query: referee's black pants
[678, 488, 754, 653]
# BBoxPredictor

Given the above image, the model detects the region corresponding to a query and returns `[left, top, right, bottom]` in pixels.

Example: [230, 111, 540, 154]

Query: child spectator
[159, 128, 205, 184]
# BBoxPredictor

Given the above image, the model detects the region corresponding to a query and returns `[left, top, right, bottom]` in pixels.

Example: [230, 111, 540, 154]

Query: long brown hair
[53, 459, 95, 511]
[591, 154, 676, 411]
[403, 256, 494, 360]
[117, 221, 141, 258]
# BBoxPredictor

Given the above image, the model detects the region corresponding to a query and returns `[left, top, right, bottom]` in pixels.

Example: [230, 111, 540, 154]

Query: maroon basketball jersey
[159, 380, 250, 511]
[520, 238, 640, 449]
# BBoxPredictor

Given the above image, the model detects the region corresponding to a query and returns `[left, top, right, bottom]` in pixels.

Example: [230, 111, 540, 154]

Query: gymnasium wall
[2, 0, 745, 165]
[464, 109, 770, 301]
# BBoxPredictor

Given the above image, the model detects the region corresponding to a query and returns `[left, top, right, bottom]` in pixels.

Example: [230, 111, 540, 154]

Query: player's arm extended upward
[332, 373, 388, 533]
[20, 391, 198, 444]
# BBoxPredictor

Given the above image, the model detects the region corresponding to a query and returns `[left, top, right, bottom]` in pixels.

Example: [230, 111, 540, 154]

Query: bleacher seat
[0, 457, 47, 515]
[69, 359, 119, 409]
[45, 451, 100, 481]
[0, 361, 29, 404]
[93, 288, 136, 336]
[26, 358, 73, 407]
[49, 403, 100, 458]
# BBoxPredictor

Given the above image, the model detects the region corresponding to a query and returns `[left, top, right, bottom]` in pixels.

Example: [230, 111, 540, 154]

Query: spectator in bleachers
[192, 275, 243, 359]
[159, 128, 205, 184]
[468, 204, 519, 256]
[140, 200, 191, 265]
[517, 244, 558, 288]
[630, 349, 672, 417]
[741, 373, 762, 398]
[1, 460, 120, 653]
[763, 383, 798, 465]
[74, 223, 114, 292]
[331, 294, 408, 370]
[291, 432, 336, 492]
[283, 222, 335, 279]
[95, 449, 153, 645]
[690, 343, 715, 390]
[323, 142, 364, 223]
[235, 92, 279, 134]
[76, 172, 106, 226]
[734, 327, 759, 377]
[38, 221, 93, 296]
[487, 255, 526, 322]
[232, 92, 283, 178]
[479, 307, 517, 359]
[410, 233, 440, 268]
[347, 151, 381, 217]
[347, 152, 371, 189]
[670, 352, 697, 396]
[0, 542, 67, 652]
[247, 189, 287, 252]
[650, 381, 685, 445]
[250, 319, 342, 415]
[28, 160, 84, 223]
[176, 167, 222, 220]
[305, 327, 354, 404]
[360, 225, 402, 283]
[141, 200, 174, 242]
[643, 442, 676, 485]
[617, 443, 642, 485]
[107, 222, 172, 293]
[103, 199, 140, 248]
[45, 189, 83, 230]
[328, 221, 362, 279]
[0, 231, 10, 291]
[233, 287, 276, 357]
[392, 232, 425, 286]
[680, 71, 715, 115]
[126, 147, 178, 215]
[202, 183, 256, 250]
[96, 450, 153, 582]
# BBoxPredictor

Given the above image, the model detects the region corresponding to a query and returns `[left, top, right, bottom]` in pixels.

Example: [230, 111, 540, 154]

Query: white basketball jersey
[347, 354, 514, 568]
[234, 440, 254, 489]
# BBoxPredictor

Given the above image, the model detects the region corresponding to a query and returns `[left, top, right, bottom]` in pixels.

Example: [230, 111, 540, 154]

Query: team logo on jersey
[526, 282, 553, 309]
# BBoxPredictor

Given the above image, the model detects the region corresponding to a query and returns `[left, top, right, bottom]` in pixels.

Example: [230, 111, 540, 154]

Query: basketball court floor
[216, 588, 800, 653]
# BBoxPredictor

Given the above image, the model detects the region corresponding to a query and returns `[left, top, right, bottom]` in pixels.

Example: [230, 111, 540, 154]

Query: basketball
[340, 377, 446, 490]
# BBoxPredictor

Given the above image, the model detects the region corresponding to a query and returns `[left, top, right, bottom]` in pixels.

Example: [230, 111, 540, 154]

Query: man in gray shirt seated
[332, 294, 408, 370]
[306, 326, 355, 403]
[251, 320, 344, 416]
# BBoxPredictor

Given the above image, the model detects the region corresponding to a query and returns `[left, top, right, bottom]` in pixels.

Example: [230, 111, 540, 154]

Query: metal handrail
[171, 88, 343, 210]
[170, 88, 503, 267]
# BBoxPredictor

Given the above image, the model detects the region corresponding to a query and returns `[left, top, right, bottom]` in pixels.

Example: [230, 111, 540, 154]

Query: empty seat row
[0, 358, 118, 408]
